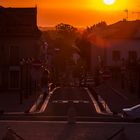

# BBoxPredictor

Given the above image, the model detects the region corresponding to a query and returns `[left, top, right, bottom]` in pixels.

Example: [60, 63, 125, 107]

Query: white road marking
[51, 100, 89, 104]
[73, 101, 79, 104]
[39, 95, 50, 113]
[39, 87, 60, 113]
[110, 87, 129, 101]
[85, 87, 113, 115]
[29, 94, 44, 113]
[84, 88, 102, 114]
[98, 95, 112, 114]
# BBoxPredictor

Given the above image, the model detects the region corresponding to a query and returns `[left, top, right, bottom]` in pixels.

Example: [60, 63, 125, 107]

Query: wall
[106, 39, 140, 67]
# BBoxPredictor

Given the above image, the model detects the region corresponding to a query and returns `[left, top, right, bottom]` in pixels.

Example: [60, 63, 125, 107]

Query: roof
[89, 20, 140, 40]
[0, 6, 41, 37]
[0, 6, 37, 25]
[104, 20, 140, 39]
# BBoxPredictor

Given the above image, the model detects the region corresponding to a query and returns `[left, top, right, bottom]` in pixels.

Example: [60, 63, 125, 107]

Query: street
[95, 81, 140, 114]
[43, 87, 96, 116]
[1, 84, 140, 140]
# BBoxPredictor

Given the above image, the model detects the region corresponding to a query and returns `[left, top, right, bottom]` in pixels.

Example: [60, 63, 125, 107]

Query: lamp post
[28, 58, 33, 95]
[25, 58, 32, 98]
[19, 58, 25, 104]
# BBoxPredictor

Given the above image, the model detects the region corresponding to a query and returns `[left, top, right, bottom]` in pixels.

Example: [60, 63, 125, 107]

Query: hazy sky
[0, 0, 140, 27]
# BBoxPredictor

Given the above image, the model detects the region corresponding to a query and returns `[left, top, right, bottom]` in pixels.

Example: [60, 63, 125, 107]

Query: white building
[89, 20, 140, 73]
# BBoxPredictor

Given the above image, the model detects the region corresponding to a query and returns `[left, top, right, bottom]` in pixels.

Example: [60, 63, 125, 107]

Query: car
[100, 68, 111, 80]
[122, 104, 140, 120]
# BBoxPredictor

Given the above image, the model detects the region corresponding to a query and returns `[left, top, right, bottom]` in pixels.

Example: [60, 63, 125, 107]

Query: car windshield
[1, 0, 140, 140]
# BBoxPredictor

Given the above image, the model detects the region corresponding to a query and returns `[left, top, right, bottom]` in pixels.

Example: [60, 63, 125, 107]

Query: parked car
[100, 67, 111, 80]
[122, 104, 140, 120]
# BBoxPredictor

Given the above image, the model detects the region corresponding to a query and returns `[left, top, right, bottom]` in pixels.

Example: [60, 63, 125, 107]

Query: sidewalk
[0, 91, 40, 113]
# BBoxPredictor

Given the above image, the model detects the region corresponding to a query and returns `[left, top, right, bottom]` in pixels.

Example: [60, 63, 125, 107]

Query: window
[128, 51, 137, 63]
[112, 50, 121, 61]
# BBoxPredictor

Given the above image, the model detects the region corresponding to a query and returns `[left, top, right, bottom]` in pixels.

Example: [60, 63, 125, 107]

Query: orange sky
[0, 0, 140, 27]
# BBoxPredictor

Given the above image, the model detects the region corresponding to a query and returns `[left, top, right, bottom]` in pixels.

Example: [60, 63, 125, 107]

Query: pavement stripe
[83, 101, 89, 104]
[39, 87, 60, 113]
[84, 88, 102, 114]
[110, 87, 129, 101]
[73, 100, 80, 104]
[51, 100, 89, 104]
[98, 95, 112, 114]
[29, 94, 44, 113]
[39, 95, 51, 113]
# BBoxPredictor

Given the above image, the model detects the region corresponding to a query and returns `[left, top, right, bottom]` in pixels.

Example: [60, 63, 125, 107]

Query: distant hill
[39, 26, 85, 32]
[39, 26, 55, 31]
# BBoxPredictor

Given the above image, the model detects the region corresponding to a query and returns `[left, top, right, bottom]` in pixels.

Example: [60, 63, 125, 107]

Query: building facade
[89, 20, 140, 73]
[0, 6, 42, 91]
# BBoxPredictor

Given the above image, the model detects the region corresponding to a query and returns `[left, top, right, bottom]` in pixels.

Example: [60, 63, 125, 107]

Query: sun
[103, 0, 116, 5]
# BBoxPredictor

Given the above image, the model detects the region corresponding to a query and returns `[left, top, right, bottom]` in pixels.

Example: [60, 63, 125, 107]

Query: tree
[54, 23, 79, 67]
[42, 23, 80, 85]
[56, 23, 77, 39]
[86, 21, 107, 33]
[75, 36, 91, 69]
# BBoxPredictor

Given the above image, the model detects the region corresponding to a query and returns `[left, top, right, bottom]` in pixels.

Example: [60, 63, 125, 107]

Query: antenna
[124, 9, 128, 20]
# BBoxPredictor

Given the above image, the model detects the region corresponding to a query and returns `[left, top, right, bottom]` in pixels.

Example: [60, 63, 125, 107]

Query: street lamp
[19, 58, 25, 104]
[25, 58, 32, 97]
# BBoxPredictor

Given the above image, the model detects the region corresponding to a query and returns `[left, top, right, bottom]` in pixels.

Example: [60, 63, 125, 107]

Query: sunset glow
[0, 0, 139, 27]
[103, 0, 116, 5]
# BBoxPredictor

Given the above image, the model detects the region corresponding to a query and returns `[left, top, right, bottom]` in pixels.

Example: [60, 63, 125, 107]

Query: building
[89, 20, 140, 73]
[0, 6, 42, 91]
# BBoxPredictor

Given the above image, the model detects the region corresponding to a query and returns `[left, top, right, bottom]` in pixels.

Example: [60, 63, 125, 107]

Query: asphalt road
[43, 87, 97, 116]
[95, 83, 138, 113]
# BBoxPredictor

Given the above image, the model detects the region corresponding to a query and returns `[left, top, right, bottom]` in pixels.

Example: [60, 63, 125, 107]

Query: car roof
[130, 104, 140, 110]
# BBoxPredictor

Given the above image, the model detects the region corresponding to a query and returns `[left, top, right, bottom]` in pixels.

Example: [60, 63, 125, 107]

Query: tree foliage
[86, 21, 107, 33]
[75, 36, 91, 68]
[55, 23, 77, 38]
